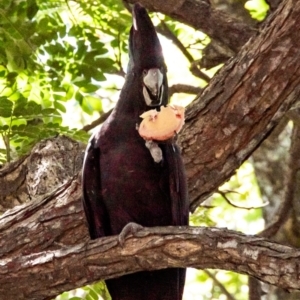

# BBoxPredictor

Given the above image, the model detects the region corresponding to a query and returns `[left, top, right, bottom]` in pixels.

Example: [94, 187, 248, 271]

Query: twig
[205, 270, 237, 300]
[64, 0, 78, 25]
[169, 84, 202, 97]
[218, 190, 268, 210]
[156, 22, 193, 62]
[81, 109, 113, 132]
[156, 21, 211, 83]
[190, 62, 211, 82]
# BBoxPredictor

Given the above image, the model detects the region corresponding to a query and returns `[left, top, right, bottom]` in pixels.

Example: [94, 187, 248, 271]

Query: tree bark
[180, 0, 300, 210]
[126, 0, 256, 53]
[2, 0, 300, 299]
[2, 208, 300, 300]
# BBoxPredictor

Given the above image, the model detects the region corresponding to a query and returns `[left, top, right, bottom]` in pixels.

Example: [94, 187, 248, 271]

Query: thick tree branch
[180, 0, 300, 210]
[0, 176, 87, 259]
[126, 0, 256, 53]
[1, 170, 300, 299]
[2, 171, 300, 299]
[2, 219, 300, 300]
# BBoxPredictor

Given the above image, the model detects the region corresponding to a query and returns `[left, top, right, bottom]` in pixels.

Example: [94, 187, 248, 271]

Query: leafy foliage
[0, 66, 89, 163]
[245, 0, 269, 20]
[0, 0, 131, 163]
[55, 282, 111, 300]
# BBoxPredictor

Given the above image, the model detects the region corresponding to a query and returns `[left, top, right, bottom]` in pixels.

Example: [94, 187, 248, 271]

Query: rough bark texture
[180, 0, 300, 210]
[267, 0, 282, 12]
[2, 219, 300, 300]
[126, 0, 256, 53]
[0, 136, 85, 212]
[210, 0, 255, 25]
[0, 155, 30, 211]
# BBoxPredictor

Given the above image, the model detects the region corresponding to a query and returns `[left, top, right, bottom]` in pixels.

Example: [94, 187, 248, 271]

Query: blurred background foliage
[0, 0, 270, 299]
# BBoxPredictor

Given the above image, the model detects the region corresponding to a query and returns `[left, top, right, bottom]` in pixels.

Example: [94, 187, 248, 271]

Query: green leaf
[84, 95, 102, 112]
[38, 17, 50, 32]
[85, 287, 99, 300]
[6, 72, 18, 84]
[11, 123, 40, 138]
[80, 83, 99, 93]
[93, 41, 109, 55]
[94, 57, 115, 71]
[26, 101, 42, 115]
[0, 97, 13, 117]
[75, 90, 83, 105]
[64, 84, 75, 100]
[92, 71, 106, 81]
[73, 79, 90, 88]
[54, 101, 66, 113]
[13, 97, 28, 117]
[41, 108, 57, 115]
[27, 0, 39, 20]
[70, 129, 89, 143]
[0, 125, 9, 131]
[0, 70, 6, 77]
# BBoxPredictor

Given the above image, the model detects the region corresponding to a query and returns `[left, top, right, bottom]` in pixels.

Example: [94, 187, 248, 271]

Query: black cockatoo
[82, 3, 189, 300]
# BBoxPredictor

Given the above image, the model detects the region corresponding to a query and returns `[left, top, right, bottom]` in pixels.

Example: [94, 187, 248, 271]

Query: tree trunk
[180, 0, 300, 210]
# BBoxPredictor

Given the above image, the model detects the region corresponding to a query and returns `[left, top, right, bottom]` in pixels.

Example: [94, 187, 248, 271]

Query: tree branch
[205, 270, 237, 300]
[266, 0, 282, 12]
[156, 22, 211, 82]
[169, 84, 202, 97]
[126, 0, 256, 53]
[2, 170, 300, 299]
[2, 219, 300, 300]
[82, 109, 113, 132]
[180, 0, 300, 210]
